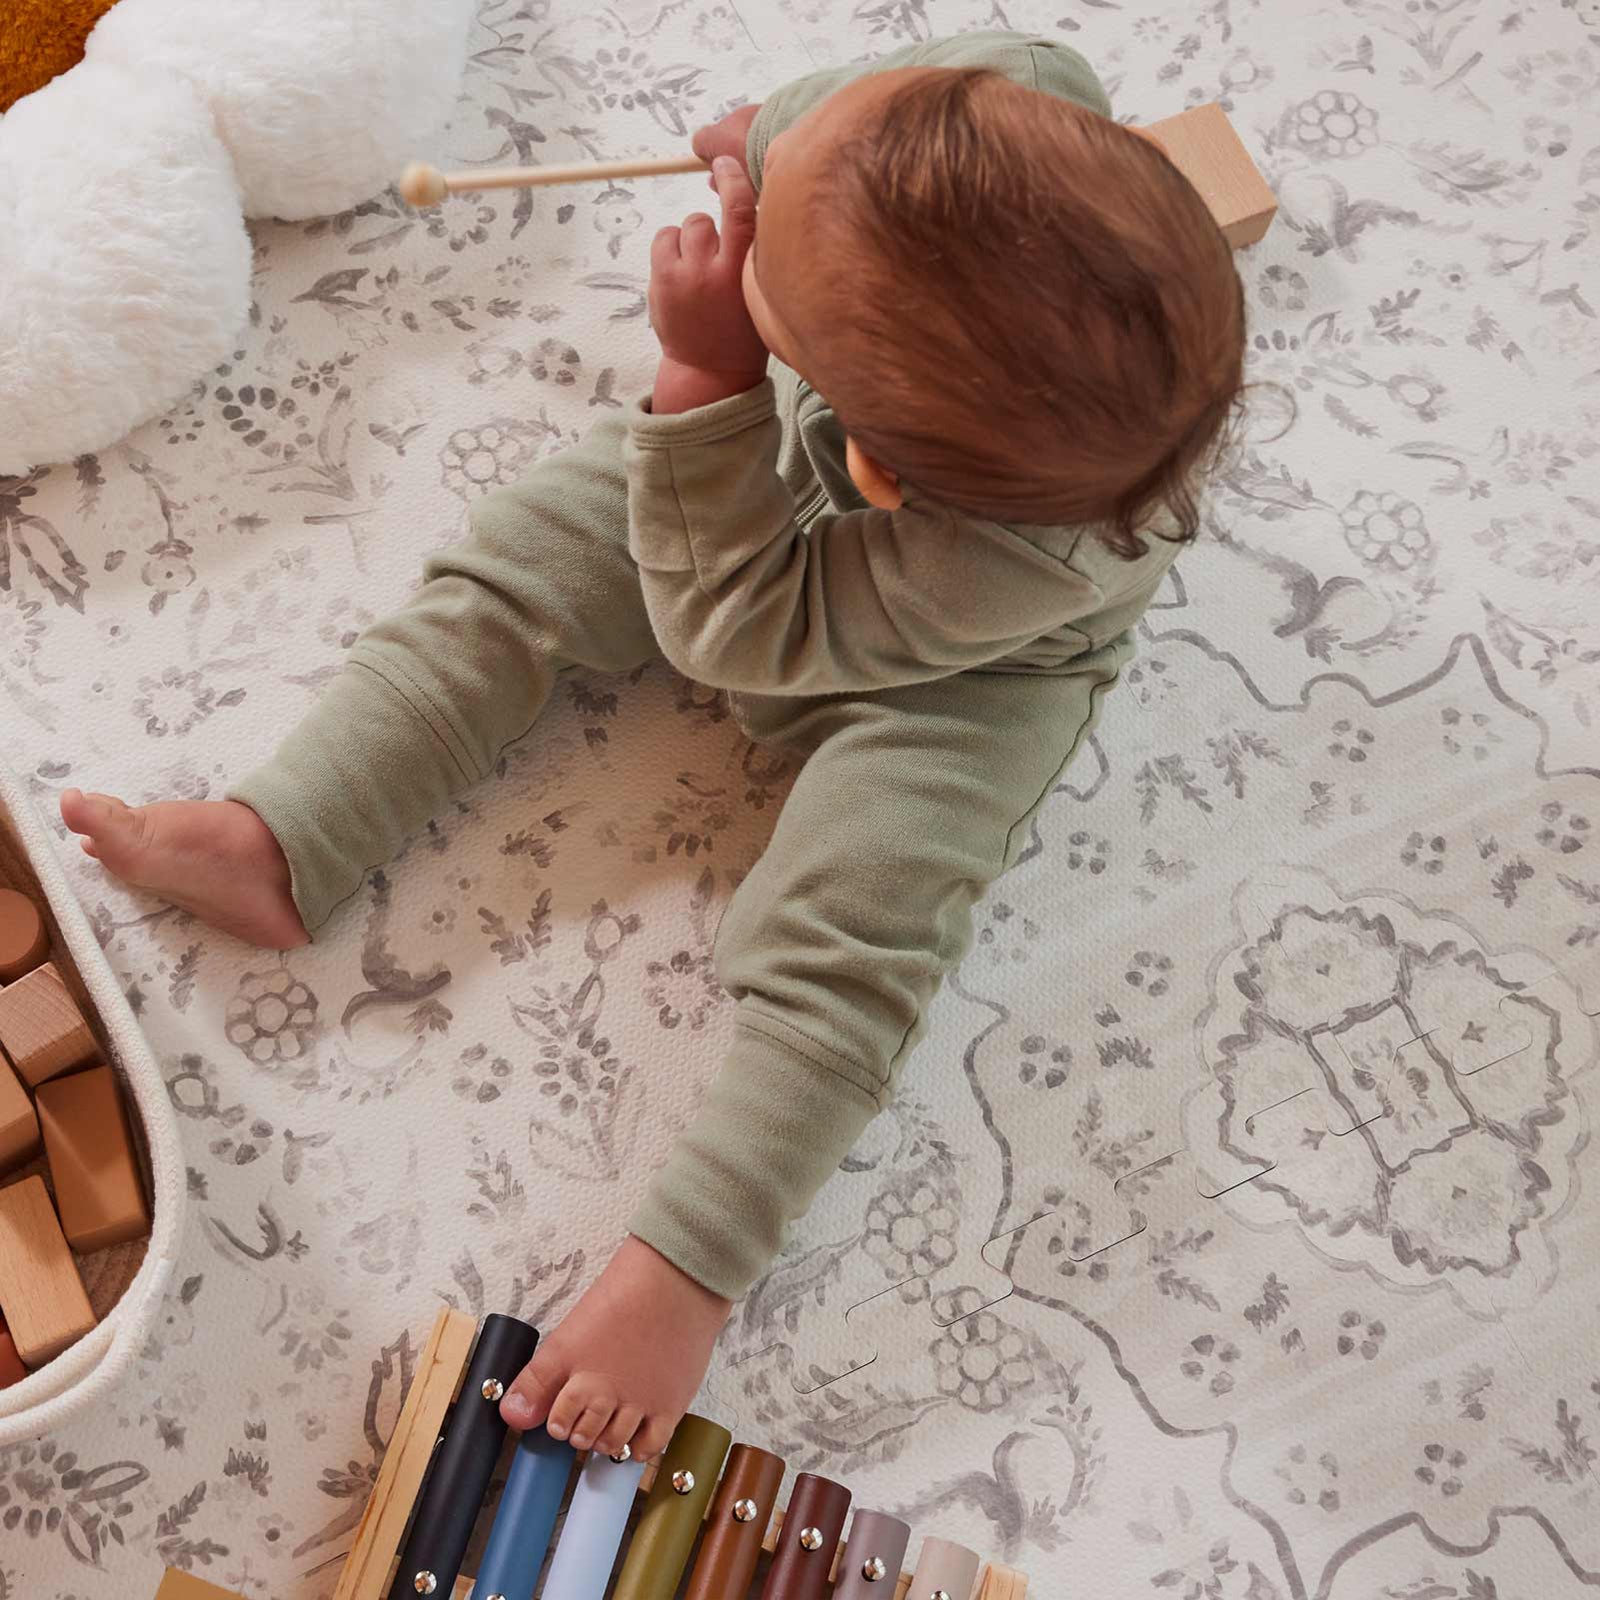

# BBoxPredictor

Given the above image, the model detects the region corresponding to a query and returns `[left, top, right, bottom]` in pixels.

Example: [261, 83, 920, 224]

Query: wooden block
[0, 1322, 26, 1388]
[0, 961, 97, 1088]
[1143, 102, 1276, 248]
[333, 1306, 478, 1600]
[0, 888, 49, 982]
[0, 1053, 40, 1175]
[0, 1175, 95, 1366]
[36, 1065, 150, 1252]
[153, 1570, 246, 1599]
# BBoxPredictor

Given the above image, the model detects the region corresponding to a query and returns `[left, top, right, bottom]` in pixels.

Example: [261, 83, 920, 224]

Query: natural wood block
[0, 1175, 95, 1366]
[0, 961, 97, 1088]
[333, 1306, 478, 1600]
[0, 888, 49, 982]
[36, 1065, 150, 1252]
[0, 1053, 40, 1175]
[1144, 102, 1276, 248]
[0, 1323, 25, 1388]
[153, 1570, 246, 1599]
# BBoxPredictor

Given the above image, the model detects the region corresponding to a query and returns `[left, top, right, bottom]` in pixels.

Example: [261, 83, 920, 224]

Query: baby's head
[742, 67, 1246, 554]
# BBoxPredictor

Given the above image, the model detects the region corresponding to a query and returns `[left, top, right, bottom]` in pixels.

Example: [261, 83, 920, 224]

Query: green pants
[232, 415, 1129, 1297]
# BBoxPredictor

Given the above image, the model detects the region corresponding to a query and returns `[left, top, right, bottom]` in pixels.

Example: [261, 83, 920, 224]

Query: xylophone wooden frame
[330, 1307, 1029, 1600]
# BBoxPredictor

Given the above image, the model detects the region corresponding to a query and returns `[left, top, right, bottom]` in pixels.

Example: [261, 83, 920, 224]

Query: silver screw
[485, 1594, 508, 1600]
[733, 1497, 760, 1522]
[412, 1574, 437, 1595]
[671, 1469, 696, 1495]
[799, 1526, 824, 1551]
[611, 1444, 632, 1464]
[481, 1378, 505, 1402]
[862, 1556, 888, 1581]
[930, 1591, 952, 1600]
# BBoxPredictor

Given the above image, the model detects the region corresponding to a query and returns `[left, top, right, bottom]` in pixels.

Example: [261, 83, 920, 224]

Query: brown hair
[818, 69, 1246, 558]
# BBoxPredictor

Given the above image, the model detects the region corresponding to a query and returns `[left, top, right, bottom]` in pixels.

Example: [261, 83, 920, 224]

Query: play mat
[1, 0, 1597, 1594]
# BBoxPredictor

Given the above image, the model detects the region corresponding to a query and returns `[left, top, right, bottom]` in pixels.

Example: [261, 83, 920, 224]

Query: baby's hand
[691, 102, 762, 191]
[648, 158, 768, 411]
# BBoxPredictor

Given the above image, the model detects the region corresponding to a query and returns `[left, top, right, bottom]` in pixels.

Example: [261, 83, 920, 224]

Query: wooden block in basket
[0, 1175, 95, 1366]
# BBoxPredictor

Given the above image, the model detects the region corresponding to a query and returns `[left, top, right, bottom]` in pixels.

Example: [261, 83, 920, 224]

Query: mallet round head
[399, 162, 449, 207]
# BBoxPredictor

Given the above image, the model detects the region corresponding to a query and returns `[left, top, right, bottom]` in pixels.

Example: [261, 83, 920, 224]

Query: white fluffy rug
[2, 0, 1599, 1596]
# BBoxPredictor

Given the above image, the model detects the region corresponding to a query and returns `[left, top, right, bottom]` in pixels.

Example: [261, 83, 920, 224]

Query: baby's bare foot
[60, 792, 308, 950]
[501, 1235, 732, 1459]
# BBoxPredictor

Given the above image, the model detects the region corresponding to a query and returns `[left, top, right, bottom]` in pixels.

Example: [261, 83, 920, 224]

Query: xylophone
[322, 1307, 1029, 1600]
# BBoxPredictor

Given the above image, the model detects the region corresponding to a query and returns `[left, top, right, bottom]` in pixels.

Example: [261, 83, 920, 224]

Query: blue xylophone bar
[471, 1426, 575, 1600]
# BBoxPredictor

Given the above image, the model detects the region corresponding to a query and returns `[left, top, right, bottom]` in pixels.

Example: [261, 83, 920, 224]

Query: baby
[63, 33, 1244, 1460]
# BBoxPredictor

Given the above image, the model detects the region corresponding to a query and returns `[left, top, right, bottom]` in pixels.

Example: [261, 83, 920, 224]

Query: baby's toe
[597, 1404, 643, 1460]
[566, 1397, 618, 1452]
[546, 1373, 611, 1442]
[61, 792, 139, 859]
[501, 1348, 564, 1431]
[60, 788, 103, 836]
[634, 1415, 675, 1462]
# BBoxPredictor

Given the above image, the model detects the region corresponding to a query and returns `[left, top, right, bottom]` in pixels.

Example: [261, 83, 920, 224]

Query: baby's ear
[845, 437, 903, 510]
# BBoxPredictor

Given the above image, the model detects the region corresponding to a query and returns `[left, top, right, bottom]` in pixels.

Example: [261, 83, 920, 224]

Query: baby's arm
[626, 387, 1102, 694]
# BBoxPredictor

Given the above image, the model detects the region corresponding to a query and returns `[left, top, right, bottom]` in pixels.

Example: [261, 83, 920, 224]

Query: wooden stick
[400, 100, 1275, 252]
[334, 1307, 476, 1600]
[400, 154, 707, 206]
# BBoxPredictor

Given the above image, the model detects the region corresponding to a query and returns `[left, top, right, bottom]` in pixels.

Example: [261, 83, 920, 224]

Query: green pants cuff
[627, 1020, 881, 1301]
[228, 657, 471, 935]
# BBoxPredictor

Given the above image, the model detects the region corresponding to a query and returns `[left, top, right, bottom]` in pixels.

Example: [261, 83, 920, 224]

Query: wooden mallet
[397, 103, 1276, 247]
[399, 154, 708, 207]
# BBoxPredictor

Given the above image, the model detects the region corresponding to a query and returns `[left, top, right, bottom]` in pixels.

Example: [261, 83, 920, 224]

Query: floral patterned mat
[2, 0, 1599, 1596]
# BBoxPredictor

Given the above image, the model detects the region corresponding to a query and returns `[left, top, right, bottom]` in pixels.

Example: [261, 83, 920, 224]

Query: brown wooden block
[0, 1323, 25, 1388]
[153, 1570, 246, 1600]
[0, 888, 49, 982]
[0, 1174, 95, 1366]
[0, 961, 97, 1088]
[1144, 102, 1277, 249]
[36, 1065, 150, 1252]
[0, 1053, 40, 1175]
[333, 1306, 477, 1600]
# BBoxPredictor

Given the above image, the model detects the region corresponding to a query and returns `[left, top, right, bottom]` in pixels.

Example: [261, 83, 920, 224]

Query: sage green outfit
[231, 32, 1182, 1299]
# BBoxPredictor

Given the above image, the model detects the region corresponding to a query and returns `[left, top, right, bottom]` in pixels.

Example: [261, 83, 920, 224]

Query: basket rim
[0, 759, 186, 1441]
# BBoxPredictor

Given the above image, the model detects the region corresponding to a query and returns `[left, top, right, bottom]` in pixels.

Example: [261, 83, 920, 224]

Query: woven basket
[0, 758, 184, 1443]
